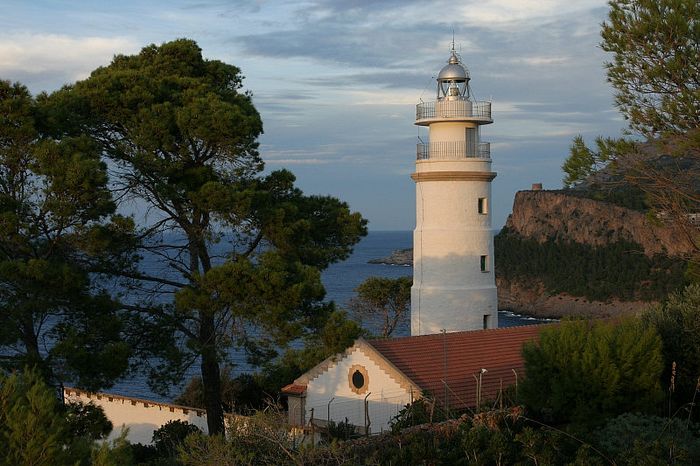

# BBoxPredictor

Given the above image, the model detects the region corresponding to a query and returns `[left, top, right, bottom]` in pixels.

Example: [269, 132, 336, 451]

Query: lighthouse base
[411, 285, 498, 335]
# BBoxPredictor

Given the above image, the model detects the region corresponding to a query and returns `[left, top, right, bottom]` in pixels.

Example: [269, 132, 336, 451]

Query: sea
[106, 230, 551, 401]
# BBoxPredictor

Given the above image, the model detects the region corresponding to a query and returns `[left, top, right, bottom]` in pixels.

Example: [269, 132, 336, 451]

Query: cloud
[265, 158, 331, 165]
[511, 56, 571, 66]
[0, 33, 139, 92]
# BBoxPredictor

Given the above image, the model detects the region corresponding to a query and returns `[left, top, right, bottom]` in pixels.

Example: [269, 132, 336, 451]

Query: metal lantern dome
[437, 50, 470, 101]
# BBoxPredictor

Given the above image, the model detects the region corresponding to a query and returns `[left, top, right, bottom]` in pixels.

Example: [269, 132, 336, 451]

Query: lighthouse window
[478, 197, 488, 214]
[480, 255, 488, 272]
[465, 128, 477, 157]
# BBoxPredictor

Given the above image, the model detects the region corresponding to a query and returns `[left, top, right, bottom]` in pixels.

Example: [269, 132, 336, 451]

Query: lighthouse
[411, 46, 498, 336]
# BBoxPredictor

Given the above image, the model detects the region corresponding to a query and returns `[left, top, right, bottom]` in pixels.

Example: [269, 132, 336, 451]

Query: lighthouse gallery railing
[416, 100, 492, 121]
[417, 141, 490, 160]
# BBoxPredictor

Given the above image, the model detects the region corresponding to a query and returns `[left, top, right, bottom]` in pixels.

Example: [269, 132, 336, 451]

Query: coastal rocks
[368, 248, 412, 266]
[495, 277, 649, 319]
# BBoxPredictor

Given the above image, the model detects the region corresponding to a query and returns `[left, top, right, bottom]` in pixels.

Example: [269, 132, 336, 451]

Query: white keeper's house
[282, 325, 544, 434]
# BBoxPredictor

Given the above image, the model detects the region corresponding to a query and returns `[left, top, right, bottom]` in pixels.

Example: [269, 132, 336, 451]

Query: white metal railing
[416, 100, 492, 121]
[416, 141, 491, 160]
[478, 142, 490, 158]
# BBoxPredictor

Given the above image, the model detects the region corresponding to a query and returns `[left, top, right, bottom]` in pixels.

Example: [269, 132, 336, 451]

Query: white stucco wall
[303, 347, 413, 434]
[64, 388, 210, 445]
[411, 119, 498, 335]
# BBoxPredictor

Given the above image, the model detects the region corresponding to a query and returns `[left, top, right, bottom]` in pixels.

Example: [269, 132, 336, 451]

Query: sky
[0, 0, 628, 230]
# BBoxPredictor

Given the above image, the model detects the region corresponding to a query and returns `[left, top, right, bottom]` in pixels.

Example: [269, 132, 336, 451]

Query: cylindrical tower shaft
[411, 49, 498, 336]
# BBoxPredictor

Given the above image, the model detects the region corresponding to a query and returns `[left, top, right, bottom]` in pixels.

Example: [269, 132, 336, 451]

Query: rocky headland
[494, 189, 692, 318]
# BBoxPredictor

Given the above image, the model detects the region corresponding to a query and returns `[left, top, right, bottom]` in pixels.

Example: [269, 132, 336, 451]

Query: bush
[390, 398, 447, 432]
[643, 284, 700, 404]
[595, 413, 700, 465]
[152, 420, 202, 458]
[521, 318, 664, 426]
[63, 401, 112, 440]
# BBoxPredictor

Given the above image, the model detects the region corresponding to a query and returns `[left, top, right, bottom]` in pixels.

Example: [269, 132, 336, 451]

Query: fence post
[327, 397, 334, 424]
[364, 392, 372, 436]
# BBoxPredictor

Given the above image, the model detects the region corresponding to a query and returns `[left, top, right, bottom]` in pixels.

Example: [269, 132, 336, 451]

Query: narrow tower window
[478, 197, 488, 214]
[465, 128, 477, 157]
[483, 314, 491, 329]
[480, 255, 488, 272]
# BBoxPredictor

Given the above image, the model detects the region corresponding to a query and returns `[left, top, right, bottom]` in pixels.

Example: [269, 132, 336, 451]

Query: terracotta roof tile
[281, 383, 307, 395]
[366, 325, 552, 410]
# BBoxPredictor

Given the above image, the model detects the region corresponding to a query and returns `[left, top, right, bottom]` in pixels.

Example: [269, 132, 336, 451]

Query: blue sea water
[105, 231, 550, 400]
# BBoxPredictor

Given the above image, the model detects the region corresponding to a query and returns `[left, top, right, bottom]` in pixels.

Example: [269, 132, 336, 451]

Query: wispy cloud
[0, 33, 139, 91]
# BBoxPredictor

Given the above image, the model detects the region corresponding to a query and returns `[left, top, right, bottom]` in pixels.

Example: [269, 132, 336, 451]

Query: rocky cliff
[504, 190, 693, 258]
[496, 190, 692, 318]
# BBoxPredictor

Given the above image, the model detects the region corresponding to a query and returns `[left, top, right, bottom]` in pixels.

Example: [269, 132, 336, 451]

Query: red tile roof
[281, 383, 307, 395]
[366, 325, 551, 410]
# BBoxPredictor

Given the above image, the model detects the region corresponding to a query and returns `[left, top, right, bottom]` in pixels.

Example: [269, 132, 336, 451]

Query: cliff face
[504, 190, 693, 258]
[497, 190, 692, 318]
[496, 277, 648, 319]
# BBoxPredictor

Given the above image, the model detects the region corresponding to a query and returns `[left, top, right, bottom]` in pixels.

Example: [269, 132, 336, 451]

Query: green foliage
[390, 398, 447, 432]
[349, 276, 411, 337]
[601, 0, 700, 138]
[224, 409, 299, 465]
[47, 38, 367, 434]
[178, 434, 241, 466]
[63, 401, 113, 440]
[152, 420, 202, 460]
[495, 227, 687, 302]
[175, 370, 265, 414]
[325, 418, 361, 442]
[521, 319, 664, 426]
[0, 368, 119, 465]
[566, 184, 649, 211]
[643, 284, 700, 403]
[0, 368, 71, 465]
[562, 135, 613, 188]
[0, 80, 136, 389]
[594, 413, 700, 465]
[560, 1, 700, 259]
[310, 408, 604, 465]
[91, 430, 135, 466]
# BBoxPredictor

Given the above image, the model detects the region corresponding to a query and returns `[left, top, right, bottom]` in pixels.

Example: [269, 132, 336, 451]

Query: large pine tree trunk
[200, 314, 224, 435]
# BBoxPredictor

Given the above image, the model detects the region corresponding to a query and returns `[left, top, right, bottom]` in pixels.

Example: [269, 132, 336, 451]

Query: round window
[348, 364, 369, 394]
[352, 370, 365, 389]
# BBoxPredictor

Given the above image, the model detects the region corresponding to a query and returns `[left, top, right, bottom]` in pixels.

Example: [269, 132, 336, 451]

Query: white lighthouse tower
[411, 46, 498, 336]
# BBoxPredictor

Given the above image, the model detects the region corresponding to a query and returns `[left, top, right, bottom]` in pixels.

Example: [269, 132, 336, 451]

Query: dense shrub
[520, 318, 664, 425]
[643, 284, 700, 404]
[595, 413, 700, 465]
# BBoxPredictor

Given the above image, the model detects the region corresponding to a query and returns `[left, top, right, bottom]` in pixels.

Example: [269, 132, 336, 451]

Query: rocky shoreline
[367, 248, 412, 266]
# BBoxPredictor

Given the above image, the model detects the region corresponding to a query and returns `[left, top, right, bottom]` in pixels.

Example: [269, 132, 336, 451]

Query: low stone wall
[63, 387, 209, 445]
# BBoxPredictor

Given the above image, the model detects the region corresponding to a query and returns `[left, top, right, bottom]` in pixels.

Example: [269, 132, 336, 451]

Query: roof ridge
[368, 323, 553, 344]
